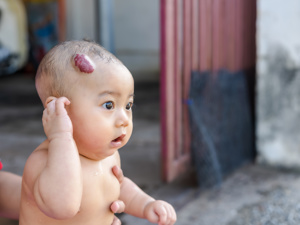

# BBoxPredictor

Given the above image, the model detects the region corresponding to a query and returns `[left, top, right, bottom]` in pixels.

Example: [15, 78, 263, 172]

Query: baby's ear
[44, 96, 57, 108]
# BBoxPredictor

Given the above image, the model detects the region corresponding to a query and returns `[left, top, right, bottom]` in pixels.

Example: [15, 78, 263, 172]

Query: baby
[19, 40, 176, 225]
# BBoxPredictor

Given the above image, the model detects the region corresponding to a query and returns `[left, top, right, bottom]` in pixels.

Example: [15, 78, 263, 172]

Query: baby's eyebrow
[98, 91, 119, 97]
[98, 91, 135, 98]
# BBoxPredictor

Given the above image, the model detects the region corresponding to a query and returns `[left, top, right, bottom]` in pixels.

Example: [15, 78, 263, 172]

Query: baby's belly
[20, 170, 121, 225]
[20, 204, 115, 225]
[77, 185, 120, 224]
[77, 168, 121, 224]
[20, 181, 120, 225]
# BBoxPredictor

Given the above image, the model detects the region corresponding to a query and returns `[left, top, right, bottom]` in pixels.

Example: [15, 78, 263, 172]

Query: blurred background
[2, 0, 300, 224]
[0, 0, 160, 80]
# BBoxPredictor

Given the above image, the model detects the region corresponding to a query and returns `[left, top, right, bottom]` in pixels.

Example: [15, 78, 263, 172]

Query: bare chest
[79, 159, 120, 215]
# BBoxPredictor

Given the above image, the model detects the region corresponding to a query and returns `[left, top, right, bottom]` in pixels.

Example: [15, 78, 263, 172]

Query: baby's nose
[115, 110, 129, 127]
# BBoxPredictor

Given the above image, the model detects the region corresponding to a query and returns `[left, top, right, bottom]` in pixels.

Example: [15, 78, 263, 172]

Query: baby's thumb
[110, 200, 125, 214]
[145, 210, 160, 224]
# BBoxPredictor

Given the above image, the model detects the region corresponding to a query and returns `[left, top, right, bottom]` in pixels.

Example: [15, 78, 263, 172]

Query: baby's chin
[78, 148, 118, 161]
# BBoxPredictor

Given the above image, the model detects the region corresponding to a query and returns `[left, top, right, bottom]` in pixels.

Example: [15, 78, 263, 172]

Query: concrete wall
[65, 0, 160, 82]
[65, 0, 96, 41]
[114, 0, 160, 81]
[256, 0, 300, 168]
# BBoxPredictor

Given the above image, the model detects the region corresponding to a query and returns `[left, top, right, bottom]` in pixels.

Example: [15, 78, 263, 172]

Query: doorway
[112, 0, 163, 190]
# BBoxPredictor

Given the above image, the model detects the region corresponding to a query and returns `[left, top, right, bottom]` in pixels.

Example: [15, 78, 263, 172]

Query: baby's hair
[35, 40, 122, 104]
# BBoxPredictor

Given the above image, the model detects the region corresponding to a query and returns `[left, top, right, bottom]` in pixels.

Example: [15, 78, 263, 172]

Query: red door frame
[160, 0, 192, 182]
[160, 0, 256, 182]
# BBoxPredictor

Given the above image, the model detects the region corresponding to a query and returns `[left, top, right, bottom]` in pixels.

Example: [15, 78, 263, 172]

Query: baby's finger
[110, 200, 125, 214]
[42, 108, 48, 117]
[163, 207, 171, 225]
[55, 97, 71, 115]
[157, 206, 168, 225]
[146, 209, 160, 224]
[166, 206, 176, 225]
[111, 215, 121, 225]
[42, 109, 48, 126]
[112, 166, 124, 184]
[46, 98, 56, 113]
[170, 209, 177, 225]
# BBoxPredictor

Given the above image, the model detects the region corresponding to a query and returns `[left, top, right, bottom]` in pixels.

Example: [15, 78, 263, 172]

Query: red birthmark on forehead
[74, 54, 95, 73]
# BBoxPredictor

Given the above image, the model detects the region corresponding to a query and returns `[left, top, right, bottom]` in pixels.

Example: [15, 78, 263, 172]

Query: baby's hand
[110, 165, 125, 225]
[42, 97, 72, 140]
[111, 165, 125, 214]
[144, 200, 177, 225]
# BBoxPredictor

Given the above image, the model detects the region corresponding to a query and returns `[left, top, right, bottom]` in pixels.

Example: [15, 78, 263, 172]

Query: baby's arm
[120, 178, 176, 225]
[33, 97, 82, 219]
[0, 171, 21, 219]
[113, 158, 176, 225]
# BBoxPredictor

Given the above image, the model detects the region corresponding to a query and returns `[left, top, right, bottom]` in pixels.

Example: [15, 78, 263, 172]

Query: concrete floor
[2, 74, 300, 225]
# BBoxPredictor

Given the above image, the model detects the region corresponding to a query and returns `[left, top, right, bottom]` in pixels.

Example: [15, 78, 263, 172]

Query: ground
[1, 74, 300, 225]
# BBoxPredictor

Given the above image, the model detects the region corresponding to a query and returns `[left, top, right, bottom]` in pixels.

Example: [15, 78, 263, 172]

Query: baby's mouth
[112, 134, 125, 143]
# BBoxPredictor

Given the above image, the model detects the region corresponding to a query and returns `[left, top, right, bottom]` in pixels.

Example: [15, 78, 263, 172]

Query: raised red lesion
[74, 54, 95, 73]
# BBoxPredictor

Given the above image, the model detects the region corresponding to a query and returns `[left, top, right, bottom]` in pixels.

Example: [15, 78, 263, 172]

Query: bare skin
[20, 143, 122, 225]
[20, 96, 124, 225]
[19, 45, 176, 225]
[0, 170, 124, 224]
[0, 171, 21, 219]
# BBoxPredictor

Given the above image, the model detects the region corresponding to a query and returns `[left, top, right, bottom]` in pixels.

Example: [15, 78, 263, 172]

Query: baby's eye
[126, 102, 133, 110]
[102, 101, 114, 110]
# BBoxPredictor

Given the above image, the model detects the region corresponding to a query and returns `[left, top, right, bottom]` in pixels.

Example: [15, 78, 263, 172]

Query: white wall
[256, 0, 300, 169]
[65, 0, 96, 41]
[257, 0, 300, 72]
[65, 0, 160, 82]
[114, 0, 160, 80]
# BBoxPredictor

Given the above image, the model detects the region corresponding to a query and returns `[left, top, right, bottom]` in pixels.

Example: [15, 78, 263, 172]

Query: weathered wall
[256, 0, 300, 168]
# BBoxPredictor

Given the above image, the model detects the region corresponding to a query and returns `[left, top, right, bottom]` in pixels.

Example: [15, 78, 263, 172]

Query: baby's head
[35, 40, 124, 106]
[36, 40, 135, 159]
